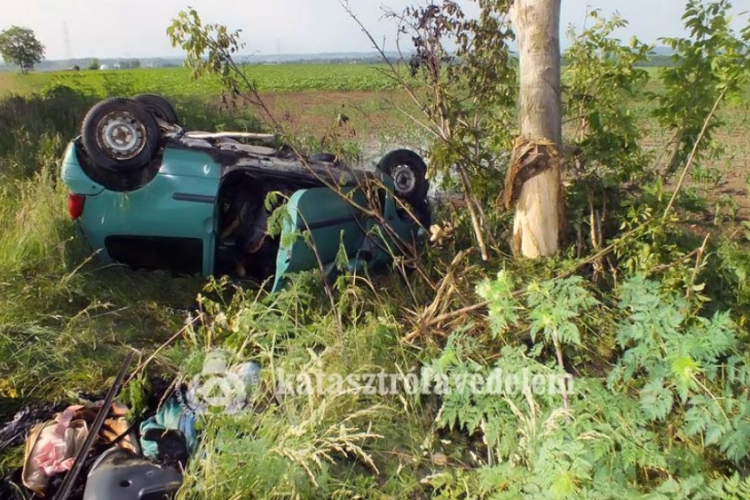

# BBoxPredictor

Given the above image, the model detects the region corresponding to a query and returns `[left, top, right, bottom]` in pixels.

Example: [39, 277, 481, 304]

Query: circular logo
[185, 350, 247, 415]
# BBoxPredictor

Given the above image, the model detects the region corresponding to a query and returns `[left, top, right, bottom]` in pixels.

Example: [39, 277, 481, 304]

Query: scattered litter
[1, 352, 262, 500]
[139, 397, 196, 467]
[51, 352, 134, 500]
[83, 448, 182, 500]
[0, 403, 67, 452]
[23, 405, 89, 493]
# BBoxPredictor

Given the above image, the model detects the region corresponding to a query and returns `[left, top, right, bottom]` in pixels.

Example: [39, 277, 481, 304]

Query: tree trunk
[509, 0, 563, 257]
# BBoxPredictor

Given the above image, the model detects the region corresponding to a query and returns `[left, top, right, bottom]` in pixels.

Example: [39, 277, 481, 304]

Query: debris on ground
[0, 352, 260, 500]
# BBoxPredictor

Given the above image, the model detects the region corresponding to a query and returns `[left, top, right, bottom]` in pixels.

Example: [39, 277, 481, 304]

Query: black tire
[376, 149, 429, 203]
[133, 94, 179, 125]
[412, 198, 432, 230]
[81, 98, 160, 173]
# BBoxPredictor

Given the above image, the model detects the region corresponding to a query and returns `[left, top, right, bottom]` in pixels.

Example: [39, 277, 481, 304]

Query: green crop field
[0, 64, 671, 99]
[3, 2, 750, 494]
[0, 64, 400, 97]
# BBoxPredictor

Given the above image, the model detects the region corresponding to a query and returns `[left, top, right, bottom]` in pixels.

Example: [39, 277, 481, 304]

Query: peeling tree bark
[509, 0, 563, 258]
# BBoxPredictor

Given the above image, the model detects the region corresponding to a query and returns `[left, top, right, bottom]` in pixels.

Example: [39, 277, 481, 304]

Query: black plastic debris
[82, 448, 182, 500]
[0, 403, 67, 452]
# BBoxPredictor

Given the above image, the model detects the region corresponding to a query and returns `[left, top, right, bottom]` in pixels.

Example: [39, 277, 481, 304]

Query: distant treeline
[238, 58, 386, 66]
[0, 53, 678, 73]
[273, 54, 677, 67]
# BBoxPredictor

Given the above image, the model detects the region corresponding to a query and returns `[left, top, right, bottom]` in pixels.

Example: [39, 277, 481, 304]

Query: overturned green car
[60, 95, 430, 291]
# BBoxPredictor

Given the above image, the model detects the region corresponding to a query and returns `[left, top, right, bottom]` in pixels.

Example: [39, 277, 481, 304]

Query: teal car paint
[61, 134, 429, 289]
[274, 184, 426, 291]
[62, 142, 221, 275]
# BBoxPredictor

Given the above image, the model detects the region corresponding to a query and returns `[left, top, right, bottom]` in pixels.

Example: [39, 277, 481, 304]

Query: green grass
[0, 87, 263, 414]
[1, 64, 400, 97]
[0, 169, 203, 406]
[3, 63, 750, 498]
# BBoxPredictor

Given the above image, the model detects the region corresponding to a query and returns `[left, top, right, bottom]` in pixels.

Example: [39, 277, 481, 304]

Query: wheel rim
[392, 164, 417, 197]
[96, 111, 147, 160]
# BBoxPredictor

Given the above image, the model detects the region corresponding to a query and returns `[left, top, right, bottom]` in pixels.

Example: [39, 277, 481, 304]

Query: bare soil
[242, 89, 750, 220]
[253, 89, 416, 140]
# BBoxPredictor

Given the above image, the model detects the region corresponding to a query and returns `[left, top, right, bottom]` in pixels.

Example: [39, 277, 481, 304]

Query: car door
[273, 186, 368, 291]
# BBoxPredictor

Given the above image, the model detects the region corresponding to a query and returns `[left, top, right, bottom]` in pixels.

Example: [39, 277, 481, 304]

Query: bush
[0, 85, 95, 178]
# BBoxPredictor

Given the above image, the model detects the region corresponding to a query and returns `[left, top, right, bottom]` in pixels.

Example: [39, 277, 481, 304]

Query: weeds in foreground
[0, 84, 252, 407]
[3, 3, 750, 499]
[0, 113, 205, 417]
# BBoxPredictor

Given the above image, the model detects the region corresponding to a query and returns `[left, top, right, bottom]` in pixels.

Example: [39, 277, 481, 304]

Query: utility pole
[63, 22, 73, 62]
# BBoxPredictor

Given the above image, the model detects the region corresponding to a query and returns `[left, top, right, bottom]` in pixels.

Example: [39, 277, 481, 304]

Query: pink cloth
[33, 405, 84, 476]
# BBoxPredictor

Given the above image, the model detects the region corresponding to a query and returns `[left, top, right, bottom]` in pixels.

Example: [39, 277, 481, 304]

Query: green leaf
[670, 355, 700, 400]
[640, 378, 674, 421]
[721, 420, 750, 461]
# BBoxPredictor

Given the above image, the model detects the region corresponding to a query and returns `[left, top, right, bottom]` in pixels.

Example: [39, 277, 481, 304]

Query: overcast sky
[1, 0, 747, 60]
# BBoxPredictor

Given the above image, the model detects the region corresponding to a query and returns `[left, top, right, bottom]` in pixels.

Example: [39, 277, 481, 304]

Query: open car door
[272, 187, 369, 291]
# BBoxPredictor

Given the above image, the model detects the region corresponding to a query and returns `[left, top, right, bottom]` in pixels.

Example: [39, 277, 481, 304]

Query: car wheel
[133, 94, 179, 125]
[376, 149, 429, 203]
[81, 98, 160, 173]
[412, 198, 432, 230]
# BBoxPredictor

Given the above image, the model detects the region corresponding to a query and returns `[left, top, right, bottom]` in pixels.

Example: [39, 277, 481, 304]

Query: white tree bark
[509, 0, 562, 257]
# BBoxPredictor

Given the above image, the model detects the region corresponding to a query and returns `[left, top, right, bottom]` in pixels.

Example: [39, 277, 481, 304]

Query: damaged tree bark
[508, 0, 563, 257]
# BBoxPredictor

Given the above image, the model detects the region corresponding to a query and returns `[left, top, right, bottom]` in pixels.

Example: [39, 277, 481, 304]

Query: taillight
[68, 193, 86, 219]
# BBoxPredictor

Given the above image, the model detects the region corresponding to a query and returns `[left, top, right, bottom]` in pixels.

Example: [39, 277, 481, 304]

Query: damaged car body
[61, 95, 430, 290]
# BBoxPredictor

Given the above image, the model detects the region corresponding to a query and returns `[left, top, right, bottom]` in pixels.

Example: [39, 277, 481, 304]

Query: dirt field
[259, 88, 750, 222]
